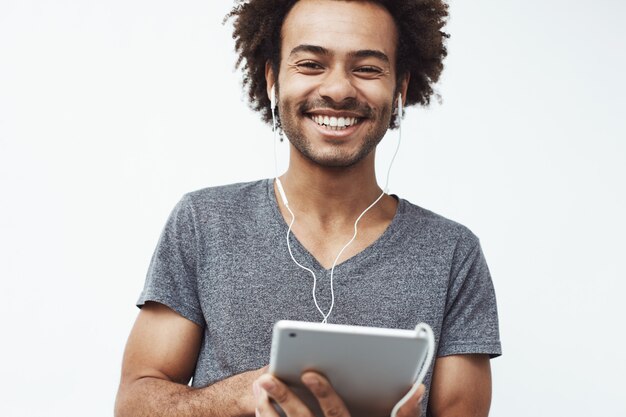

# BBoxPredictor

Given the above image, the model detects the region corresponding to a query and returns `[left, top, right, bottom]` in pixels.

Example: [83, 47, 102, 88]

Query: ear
[265, 60, 276, 105]
[398, 72, 410, 106]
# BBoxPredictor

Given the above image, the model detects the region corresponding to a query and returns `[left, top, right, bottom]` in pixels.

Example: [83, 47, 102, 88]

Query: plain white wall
[1, 0, 624, 416]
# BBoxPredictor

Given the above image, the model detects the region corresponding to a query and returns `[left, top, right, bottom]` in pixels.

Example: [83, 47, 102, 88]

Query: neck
[276, 144, 393, 225]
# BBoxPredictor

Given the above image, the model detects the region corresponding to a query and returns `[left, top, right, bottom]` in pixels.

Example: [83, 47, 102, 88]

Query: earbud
[272, 84, 280, 173]
[398, 93, 403, 116]
[270, 85, 277, 109]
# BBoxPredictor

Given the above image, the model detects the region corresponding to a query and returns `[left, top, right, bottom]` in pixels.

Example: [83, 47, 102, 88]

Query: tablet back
[269, 320, 429, 417]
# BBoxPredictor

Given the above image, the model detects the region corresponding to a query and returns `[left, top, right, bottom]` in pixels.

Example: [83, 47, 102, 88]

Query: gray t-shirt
[138, 179, 501, 410]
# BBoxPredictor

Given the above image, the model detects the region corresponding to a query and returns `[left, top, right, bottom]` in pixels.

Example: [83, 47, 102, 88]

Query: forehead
[281, 0, 399, 61]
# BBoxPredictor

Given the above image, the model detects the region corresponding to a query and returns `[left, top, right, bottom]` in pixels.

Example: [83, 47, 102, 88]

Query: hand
[253, 371, 348, 417]
[253, 371, 425, 417]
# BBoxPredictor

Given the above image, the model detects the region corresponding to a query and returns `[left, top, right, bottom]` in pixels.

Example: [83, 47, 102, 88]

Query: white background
[1, 0, 624, 416]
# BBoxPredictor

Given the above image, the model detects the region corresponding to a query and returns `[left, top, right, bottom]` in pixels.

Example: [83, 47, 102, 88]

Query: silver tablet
[269, 320, 429, 417]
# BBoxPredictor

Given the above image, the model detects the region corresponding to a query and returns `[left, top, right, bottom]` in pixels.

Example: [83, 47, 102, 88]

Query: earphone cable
[384, 93, 403, 193]
[324, 93, 403, 322]
[323, 189, 385, 323]
[390, 322, 435, 417]
[283, 201, 329, 319]
[272, 103, 279, 177]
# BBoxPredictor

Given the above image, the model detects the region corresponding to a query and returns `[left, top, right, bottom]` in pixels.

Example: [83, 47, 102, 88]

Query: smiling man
[115, 1, 501, 417]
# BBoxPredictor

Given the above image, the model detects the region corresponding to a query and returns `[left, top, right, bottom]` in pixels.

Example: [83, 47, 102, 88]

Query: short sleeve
[437, 237, 501, 358]
[137, 194, 205, 327]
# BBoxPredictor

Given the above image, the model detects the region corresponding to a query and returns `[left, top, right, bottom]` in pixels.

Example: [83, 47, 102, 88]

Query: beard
[278, 95, 394, 168]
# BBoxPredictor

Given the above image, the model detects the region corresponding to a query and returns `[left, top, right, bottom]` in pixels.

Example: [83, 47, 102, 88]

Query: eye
[356, 66, 380, 72]
[295, 61, 324, 73]
[299, 61, 322, 69]
[354, 66, 384, 77]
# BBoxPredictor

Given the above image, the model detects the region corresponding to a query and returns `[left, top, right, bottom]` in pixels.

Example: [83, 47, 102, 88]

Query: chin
[297, 143, 376, 169]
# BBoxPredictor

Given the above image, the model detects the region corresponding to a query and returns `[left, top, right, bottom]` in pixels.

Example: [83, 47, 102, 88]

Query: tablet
[269, 320, 430, 417]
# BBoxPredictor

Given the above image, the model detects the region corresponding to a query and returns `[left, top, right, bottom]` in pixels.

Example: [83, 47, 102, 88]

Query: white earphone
[271, 85, 280, 174]
[270, 85, 277, 110]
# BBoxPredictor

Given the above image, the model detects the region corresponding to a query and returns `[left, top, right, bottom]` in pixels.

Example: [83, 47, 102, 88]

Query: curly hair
[226, 0, 449, 128]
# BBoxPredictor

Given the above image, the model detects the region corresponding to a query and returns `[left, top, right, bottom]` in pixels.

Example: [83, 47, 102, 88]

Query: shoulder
[176, 179, 273, 227]
[184, 179, 269, 204]
[181, 179, 269, 212]
[396, 198, 479, 249]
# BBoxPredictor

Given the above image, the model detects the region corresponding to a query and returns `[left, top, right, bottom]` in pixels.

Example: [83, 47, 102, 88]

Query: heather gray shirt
[138, 179, 501, 411]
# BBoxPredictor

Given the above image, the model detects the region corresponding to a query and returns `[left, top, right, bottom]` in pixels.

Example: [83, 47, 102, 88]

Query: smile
[309, 114, 361, 131]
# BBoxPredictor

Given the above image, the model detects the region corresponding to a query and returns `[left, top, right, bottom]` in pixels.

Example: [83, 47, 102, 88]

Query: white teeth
[310, 115, 359, 129]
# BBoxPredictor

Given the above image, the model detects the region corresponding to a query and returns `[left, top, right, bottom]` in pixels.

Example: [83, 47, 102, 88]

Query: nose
[317, 67, 357, 105]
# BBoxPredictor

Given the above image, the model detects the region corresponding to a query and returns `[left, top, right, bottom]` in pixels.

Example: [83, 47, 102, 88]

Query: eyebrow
[289, 44, 330, 57]
[349, 49, 390, 64]
[289, 44, 390, 64]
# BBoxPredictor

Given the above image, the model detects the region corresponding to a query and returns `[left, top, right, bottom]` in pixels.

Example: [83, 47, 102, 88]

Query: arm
[114, 302, 264, 417]
[427, 354, 492, 417]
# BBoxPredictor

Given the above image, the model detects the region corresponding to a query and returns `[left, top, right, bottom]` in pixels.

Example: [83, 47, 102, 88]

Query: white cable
[384, 93, 403, 194]
[322, 189, 385, 323]
[390, 322, 435, 417]
[280, 195, 330, 319]
[323, 93, 404, 322]
[272, 98, 279, 178]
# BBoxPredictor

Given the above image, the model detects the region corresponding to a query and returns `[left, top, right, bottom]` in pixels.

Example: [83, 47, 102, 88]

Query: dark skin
[115, 1, 492, 416]
[115, 302, 264, 416]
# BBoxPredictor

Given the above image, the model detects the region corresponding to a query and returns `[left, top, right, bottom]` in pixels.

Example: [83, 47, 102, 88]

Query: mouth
[307, 114, 363, 131]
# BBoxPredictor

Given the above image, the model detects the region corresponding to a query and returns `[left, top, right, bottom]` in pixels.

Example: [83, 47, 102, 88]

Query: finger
[257, 374, 314, 417]
[253, 380, 281, 417]
[396, 384, 425, 417]
[301, 372, 350, 417]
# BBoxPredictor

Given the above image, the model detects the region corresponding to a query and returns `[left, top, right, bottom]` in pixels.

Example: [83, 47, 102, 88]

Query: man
[115, 1, 501, 416]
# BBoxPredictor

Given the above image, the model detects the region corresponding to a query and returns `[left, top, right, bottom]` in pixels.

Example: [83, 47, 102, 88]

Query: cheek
[278, 72, 318, 99]
[354, 81, 395, 106]
[277, 96, 304, 126]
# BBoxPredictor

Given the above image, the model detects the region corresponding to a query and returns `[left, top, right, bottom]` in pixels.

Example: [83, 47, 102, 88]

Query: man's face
[272, 0, 404, 168]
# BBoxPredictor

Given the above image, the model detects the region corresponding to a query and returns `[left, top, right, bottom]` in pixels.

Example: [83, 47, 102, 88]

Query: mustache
[298, 98, 374, 118]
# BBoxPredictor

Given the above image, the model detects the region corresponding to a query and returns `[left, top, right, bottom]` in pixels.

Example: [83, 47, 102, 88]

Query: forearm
[115, 375, 254, 417]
